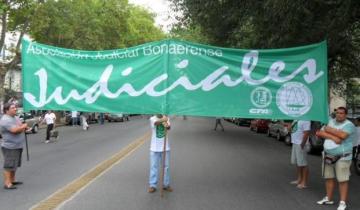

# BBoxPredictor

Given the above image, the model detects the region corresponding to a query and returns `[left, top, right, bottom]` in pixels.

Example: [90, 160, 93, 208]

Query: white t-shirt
[44, 113, 56, 125]
[71, 111, 78, 118]
[150, 116, 170, 152]
[290, 120, 311, 145]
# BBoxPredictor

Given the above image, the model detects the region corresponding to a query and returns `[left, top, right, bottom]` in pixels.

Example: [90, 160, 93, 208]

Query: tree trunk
[15, 20, 30, 53]
[0, 1, 8, 52]
[0, 65, 6, 111]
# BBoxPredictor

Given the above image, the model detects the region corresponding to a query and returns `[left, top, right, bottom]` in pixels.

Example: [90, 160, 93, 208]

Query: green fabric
[22, 39, 328, 122]
[156, 124, 165, 138]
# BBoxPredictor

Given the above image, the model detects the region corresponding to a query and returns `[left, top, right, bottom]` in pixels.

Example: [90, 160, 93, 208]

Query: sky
[129, 0, 177, 32]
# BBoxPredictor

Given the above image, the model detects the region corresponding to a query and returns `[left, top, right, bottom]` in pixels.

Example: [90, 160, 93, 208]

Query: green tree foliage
[169, 24, 210, 44]
[169, 0, 360, 89]
[0, 0, 164, 104]
[29, 0, 165, 50]
[126, 5, 165, 46]
[0, 0, 39, 102]
[345, 79, 360, 116]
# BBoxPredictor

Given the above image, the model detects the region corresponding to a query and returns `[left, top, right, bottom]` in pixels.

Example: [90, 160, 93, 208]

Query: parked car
[87, 112, 99, 123]
[65, 112, 100, 125]
[250, 119, 270, 133]
[224, 117, 235, 123]
[234, 118, 252, 126]
[108, 113, 129, 122]
[18, 112, 41, 134]
[267, 120, 292, 143]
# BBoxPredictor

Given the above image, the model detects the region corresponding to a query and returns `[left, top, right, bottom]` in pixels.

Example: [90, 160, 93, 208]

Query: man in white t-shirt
[148, 114, 172, 193]
[42, 110, 56, 143]
[71, 111, 78, 126]
[290, 120, 311, 189]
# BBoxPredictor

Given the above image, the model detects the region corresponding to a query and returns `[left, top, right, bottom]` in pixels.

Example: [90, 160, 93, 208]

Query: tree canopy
[29, 0, 165, 50]
[0, 0, 165, 103]
[169, 0, 360, 90]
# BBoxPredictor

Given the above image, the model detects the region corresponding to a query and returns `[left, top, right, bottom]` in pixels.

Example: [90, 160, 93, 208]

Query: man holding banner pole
[148, 114, 172, 194]
[0, 103, 29, 189]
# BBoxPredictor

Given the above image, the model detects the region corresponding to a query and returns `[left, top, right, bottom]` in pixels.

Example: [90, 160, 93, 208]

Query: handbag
[324, 153, 351, 165]
[50, 129, 59, 138]
[324, 153, 341, 164]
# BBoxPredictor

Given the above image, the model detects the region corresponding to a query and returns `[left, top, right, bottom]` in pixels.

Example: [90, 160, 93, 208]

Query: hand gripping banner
[22, 39, 328, 122]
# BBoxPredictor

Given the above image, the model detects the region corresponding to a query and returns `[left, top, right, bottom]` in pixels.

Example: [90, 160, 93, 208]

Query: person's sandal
[163, 186, 173, 192]
[147, 187, 156, 193]
[296, 184, 308, 189]
[289, 180, 299, 185]
[4, 185, 17, 190]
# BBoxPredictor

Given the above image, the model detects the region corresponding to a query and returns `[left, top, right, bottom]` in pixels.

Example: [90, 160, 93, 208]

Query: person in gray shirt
[0, 103, 29, 190]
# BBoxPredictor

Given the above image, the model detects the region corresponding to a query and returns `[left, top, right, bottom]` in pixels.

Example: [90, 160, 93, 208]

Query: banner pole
[160, 128, 167, 198]
[23, 113, 30, 161]
[25, 132, 29, 161]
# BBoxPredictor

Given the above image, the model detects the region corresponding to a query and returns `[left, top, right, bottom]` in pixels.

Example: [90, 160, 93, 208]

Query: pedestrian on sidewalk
[0, 103, 29, 189]
[289, 120, 310, 189]
[42, 110, 56, 143]
[80, 112, 89, 130]
[316, 107, 355, 210]
[148, 114, 173, 193]
[214, 117, 224, 131]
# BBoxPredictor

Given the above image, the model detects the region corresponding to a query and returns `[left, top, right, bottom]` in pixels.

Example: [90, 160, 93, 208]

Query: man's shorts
[291, 144, 308, 166]
[323, 160, 351, 182]
[1, 147, 23, 171]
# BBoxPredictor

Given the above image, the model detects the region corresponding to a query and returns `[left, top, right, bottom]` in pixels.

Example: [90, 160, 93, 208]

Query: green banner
[22, 39, 328, 122]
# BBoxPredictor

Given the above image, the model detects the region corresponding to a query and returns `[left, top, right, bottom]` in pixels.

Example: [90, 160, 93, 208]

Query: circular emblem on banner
[251, 87, 272, 108]
[276, 82, 313, 117]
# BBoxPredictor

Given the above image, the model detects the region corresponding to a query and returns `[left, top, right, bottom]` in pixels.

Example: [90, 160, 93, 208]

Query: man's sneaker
[317, 196, 334, 205]
[147, 187, 156, 193]
[45, 140, 50, 144]
[163, 186, 173, 192]
[337, 201, 347, 210]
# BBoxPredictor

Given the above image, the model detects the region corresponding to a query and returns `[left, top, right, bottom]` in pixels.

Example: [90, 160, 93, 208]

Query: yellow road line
[30, 132, 150, 210]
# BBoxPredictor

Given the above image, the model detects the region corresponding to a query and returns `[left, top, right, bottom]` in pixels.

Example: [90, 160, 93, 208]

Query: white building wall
[329, 91, 346, 112]
[3, 70, 21, 92]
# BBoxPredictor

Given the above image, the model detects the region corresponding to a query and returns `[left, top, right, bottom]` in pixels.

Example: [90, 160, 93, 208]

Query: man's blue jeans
[149, 151, 170, 188]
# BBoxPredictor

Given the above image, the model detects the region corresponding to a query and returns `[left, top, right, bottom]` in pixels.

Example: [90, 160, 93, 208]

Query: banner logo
[276, 82, 313, 117]
[251, 87, 272, 108]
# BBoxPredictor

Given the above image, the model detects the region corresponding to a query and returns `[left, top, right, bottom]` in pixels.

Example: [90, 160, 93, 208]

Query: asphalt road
[0, 116, 359, 210]
[0, 115, 149, 210]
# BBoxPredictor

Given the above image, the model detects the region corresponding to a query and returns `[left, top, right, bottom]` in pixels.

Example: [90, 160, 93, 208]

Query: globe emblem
[276, 82, 313, 117]
[251, 87, 272, 108]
